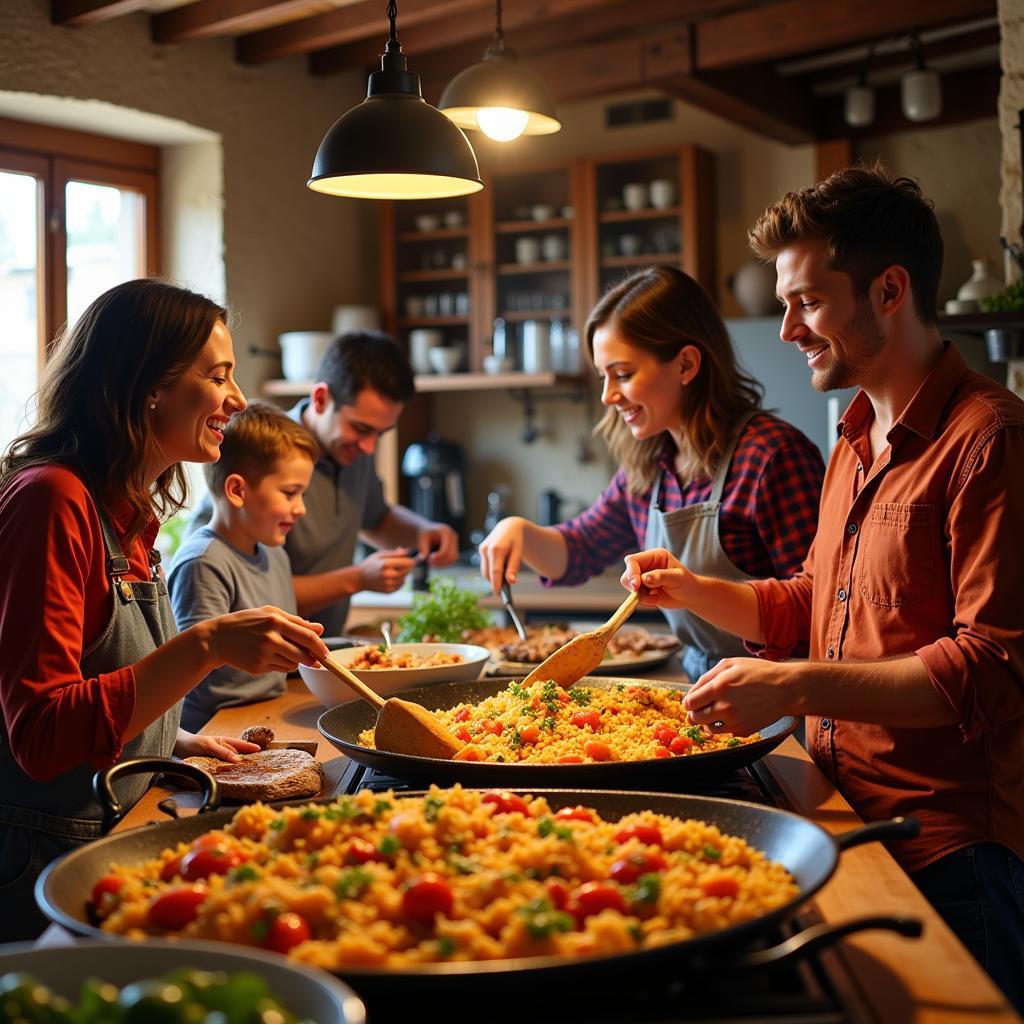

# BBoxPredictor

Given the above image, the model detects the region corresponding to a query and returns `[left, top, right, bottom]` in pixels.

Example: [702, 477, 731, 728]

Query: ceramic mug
[443, 209, 465, 228]
[531, 204, 555, 221]
[619, 233, 641, 257]
[408, 329, 443, 374]
[515, 236, 541, 264]
[542, 234, 566, 262]
[622, 183, 647, 211]
[648, 179, 675, 209]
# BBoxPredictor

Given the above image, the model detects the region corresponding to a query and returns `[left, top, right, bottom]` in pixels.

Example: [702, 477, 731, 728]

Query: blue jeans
[911, 843, 1024, 1015]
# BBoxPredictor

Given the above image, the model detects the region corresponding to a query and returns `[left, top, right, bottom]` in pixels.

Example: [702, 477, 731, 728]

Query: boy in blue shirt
[169, 401, 318, 730]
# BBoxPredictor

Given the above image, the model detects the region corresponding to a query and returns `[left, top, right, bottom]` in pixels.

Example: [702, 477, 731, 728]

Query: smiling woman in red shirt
[0, 279, 330, 941]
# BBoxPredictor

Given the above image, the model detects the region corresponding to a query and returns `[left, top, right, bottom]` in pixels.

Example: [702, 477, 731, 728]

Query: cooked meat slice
[183, 749, 324, 801]
[240, 725, 275, 749]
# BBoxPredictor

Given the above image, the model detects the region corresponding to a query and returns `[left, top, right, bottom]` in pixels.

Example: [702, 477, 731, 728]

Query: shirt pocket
[857, 502, 937, 608]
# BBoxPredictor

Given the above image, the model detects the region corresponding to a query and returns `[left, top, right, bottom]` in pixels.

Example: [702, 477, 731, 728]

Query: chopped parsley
[537, 817, 574, 842]
[249, 918, 270, 941]
[567, 686, 591, 706]
[305, 854, 320, 869]
[508, 729, 523, 750]
[423, 795, 445, 822]
[541, 716, 557, 731]
[378, 834, 402, 856]
[631, 873, 661, 903]
[519, 705, 539, 718]
[501, 870, 522, 883]
[540, 681, 561, 713]
[628, 923, 644, 943]
[335, 867, 373, 900]
[300, 807, 322, 820]
[447, 854, 479, 875]
[323, 797, 362, 821]
[517, 898, 574, 940]
[436, 936, 457, 957]
[229, 864, 260, 883]
[702, 844, 722, 861]
[373, 799, 393, 816]
[615, 683, 627, 693]
[508, 682, 528, 701]
[268, 817, 285, 831]
[726, 737, 742, 747]
[683, 725, 706, 745]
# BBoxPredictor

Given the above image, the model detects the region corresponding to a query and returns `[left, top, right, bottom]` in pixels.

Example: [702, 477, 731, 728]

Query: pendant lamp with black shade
[439, 0, 560, 142]
[308, 0, 483, 200]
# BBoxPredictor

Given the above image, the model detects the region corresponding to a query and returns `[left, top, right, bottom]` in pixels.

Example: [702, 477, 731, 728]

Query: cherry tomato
[583, 740, 612, 762]
[455, 725, 472, 743]
[454, 707, 471, 722]
[570, 882, 626, 922]
[653, 723, 678, 745]
[403, 874, 454, 924]
[609, 852, 668, 885]
[545, 878, 570, 910]
[555, 755, 584, 764]
[90, 875, 122, 915]
[346, 837, 382, 864]
[159, 856, 182, 882]
[570, 710, 601, 730]
[453, 745, 484, 762]
[149, 885, 207, 930]
[180, 845, 246, 881]
[482, 791, 528, 815]
[266, 911, 312, 954]
[613, 823, 664, 847]
[190, 831, 232, 851]
[669, 735, 694, 755]
[700, 875, 740, 898]
[653, 747, 672, 759]
[482, 718, 504, 735]
[554, 806, 595, 823]
[519, 723, 540, 744]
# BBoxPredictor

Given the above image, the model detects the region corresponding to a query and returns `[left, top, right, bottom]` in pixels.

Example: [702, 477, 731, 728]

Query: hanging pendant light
[308, 0, 483, 200]
[438, 0, 560, 142]
[900, 32, 942, 124]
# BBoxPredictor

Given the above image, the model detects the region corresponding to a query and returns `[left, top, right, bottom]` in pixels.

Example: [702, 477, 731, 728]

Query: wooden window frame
[0, 116, 160, 348]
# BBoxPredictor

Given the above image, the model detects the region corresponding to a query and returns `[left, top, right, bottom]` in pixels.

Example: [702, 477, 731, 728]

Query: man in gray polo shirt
[192, 331, 458, 634]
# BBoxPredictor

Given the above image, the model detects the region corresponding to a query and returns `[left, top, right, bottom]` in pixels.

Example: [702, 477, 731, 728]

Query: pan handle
[835, 815, 920, 851]
[93, 756, 221, 831]
[734, 915, 923, 971]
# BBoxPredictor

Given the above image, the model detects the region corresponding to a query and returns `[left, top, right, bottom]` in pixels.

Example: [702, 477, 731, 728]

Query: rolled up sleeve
[915, 425, 1024, 740]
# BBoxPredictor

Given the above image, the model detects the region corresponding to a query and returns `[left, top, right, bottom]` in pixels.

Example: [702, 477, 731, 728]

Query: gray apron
[645, 412, 757, 682]
[0, 492, 180, 941]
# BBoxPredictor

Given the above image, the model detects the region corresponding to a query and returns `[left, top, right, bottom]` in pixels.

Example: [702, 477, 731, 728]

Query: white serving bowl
[0, 939, 365, 1024]
[299, 642, 490, 706]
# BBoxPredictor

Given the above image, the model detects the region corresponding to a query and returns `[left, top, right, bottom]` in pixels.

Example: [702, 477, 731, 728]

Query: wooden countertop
[115, 670, 1018, 1024]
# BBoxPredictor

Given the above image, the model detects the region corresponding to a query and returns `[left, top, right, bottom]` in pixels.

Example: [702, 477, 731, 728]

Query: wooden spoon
[318, 653, 463, 760]
[521, 591, 641, 689]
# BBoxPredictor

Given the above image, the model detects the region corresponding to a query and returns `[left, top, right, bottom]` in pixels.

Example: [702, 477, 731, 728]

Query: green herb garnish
[373, 799, 393, 816]
[436, 936, 457, 957]
[726, 737, 741, 747]
[300, 807, 322, 820]
[631, 873, 661, 903]
[378, 834, 402, 856]
[702, 844, 722, 860]
[683, 725, 706, 745]
[517, 898, 574, 940]
[423, 795, 445, 822]
[567, 686, 591, 705]
[396, 577, 493, 642]
[229, 864, 260, 883]
[335, 867, 373, 900]
[268, 817, 285, 831]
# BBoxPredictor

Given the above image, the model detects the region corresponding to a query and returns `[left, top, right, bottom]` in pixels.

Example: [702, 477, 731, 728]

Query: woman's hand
[479, 517, 529, 593]
[358, 548, 416, 593]
[621, 548, 698, 608]
[205, 606, 328, 674]
[173, 730, 261, 762]
[682, 657, 800, 736]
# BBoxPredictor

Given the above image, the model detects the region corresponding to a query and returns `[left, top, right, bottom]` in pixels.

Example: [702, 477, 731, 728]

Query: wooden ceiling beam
[662, 65, 821, 145]
[51, 0, 147, 26]
[310, 0, 632, 76]
[152, 0, 325, 44]
[236, 0, 489, 65]
[818, 63, 1000, 139]
[696, 0, 996, 72]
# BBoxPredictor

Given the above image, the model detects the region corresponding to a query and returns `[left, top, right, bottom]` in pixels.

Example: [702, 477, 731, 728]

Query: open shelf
[397, 316, 470, 328]
[495, 217, 573, 233]
[601, 252, 680, 267]
[497, 260, 571, 275]
[498, 309, 568, 321]
[599, 206, 680, 223]
[261, 372, 581, 398]
[398, 268, 470, 283]
[397, 227, 469, 242]
[937, 311, 1024, 333]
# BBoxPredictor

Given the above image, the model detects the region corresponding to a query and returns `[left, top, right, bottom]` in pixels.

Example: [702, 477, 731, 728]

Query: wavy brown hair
[586, 266, 762, 494]
[0, 279, 227, 540]
[748, 161, 942, 324]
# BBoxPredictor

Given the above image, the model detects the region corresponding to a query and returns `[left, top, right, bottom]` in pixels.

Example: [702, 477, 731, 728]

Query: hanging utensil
[521, 591, 640, 689]
[317, 654, 462, 760]
[499, 580, 528, 642]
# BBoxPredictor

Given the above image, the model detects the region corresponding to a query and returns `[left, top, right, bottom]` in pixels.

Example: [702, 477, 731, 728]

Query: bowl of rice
[299, 643, 490, 707]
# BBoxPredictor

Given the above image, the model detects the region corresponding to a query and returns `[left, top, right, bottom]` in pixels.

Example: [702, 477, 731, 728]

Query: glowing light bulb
[476, 107, 529, 142]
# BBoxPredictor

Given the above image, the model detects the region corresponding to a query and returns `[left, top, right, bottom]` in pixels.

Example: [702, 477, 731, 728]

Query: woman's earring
[149, 402, 157, 411]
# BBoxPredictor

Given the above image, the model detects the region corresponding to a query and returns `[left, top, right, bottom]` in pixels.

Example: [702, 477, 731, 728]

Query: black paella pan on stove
[317, 674, 798, 787]
[36, 759, 921, 998]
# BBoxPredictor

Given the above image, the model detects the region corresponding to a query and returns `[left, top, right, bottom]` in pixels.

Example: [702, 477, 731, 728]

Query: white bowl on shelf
[483, 353, 515, 375]
[428, 345, 463, 374]
[414, 214, 441, 231]
[278, 331, 333, 381]
[299, 642, 490, 706]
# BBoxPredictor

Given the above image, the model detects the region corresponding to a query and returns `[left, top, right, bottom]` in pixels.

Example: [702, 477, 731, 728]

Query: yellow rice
[99, 786, 798, 969]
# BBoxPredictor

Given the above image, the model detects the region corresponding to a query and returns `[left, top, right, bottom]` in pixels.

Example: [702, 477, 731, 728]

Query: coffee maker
[401, 433, 467, 546]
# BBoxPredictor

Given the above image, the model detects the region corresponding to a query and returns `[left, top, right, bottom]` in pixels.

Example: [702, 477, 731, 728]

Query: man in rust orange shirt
[622, 165, 1024, 1012]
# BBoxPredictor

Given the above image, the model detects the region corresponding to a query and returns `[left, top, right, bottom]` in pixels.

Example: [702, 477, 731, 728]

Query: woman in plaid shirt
[479, 265, 824, 680]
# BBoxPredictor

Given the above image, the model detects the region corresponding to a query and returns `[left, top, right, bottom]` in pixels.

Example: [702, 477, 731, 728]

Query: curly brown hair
[0, 279, 228, 540]
[748, 161, 943, 325]
[585, 265, 762, 494]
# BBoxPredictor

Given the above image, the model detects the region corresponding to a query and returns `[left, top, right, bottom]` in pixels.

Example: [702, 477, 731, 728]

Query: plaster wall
[0, 0, 377, 399]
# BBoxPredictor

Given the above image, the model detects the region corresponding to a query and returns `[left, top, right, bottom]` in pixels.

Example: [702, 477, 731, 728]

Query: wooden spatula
[318, 653, 463, 760]
[521, 591, 641, 689]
